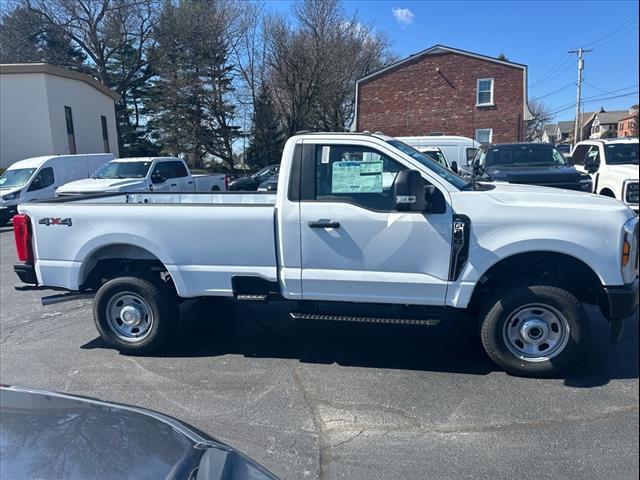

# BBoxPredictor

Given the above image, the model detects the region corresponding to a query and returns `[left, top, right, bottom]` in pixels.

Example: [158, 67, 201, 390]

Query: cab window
[151, 162, 173, 180]
[27, 167, 55, 191]
[314, 145, 406, 211]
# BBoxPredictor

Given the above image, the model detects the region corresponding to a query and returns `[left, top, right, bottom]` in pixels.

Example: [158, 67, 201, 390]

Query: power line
[529, 81, 575, 102]
[581, 15, 639, 48]
[551, 91, 639, 117]
[530, 54, 572, 87]
[583, 81, 639, 96]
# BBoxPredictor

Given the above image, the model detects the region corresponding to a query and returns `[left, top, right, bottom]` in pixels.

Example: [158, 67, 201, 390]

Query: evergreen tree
[246, 87, 284, 168]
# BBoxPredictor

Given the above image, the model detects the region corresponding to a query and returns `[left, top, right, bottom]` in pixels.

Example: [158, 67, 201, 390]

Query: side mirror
[450, 161, 458, 173]
[472, 162, 482, 175]
[151, 174, 166, 184]
[394, 170, 425, 212]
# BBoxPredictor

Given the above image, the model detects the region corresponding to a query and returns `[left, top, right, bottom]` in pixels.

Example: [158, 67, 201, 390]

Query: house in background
[554, 120, 575, 144]
[581, 108, 628, 139]
[617, 106, 638, 137]
[353, 44, 533, 144]
[541, 123, 557, 143]
[0, 63, 119, 169]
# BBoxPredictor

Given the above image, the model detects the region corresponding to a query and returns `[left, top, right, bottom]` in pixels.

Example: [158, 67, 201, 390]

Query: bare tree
[264, 0, 393, 136]
[526, 99, 554, 142]
[23, 0, 160, 154]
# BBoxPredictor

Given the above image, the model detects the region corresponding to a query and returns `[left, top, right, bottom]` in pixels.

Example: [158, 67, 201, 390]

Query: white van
[397, 136, 481, 171]
[0, 153, 113, 225]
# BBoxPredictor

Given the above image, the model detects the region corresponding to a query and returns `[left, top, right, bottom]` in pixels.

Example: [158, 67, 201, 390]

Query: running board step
[236, 293, 268, 302]
[290, 312, 441, 326]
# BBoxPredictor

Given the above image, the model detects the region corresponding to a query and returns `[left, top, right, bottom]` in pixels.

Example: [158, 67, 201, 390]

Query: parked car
[0, 153, 114, 225]
[462, 143, 593, 192]
[12, 133, 638, 377]
[569, 138, 639, 213]
[56, 157, 227, 196]
[257, 174, 279, 192]
[397, 135, 481, 170]
[0, 385, 278, 480]
[228, 164, 279, 191]
[413, 146, 452, 170]
[555, 143, 572, 156]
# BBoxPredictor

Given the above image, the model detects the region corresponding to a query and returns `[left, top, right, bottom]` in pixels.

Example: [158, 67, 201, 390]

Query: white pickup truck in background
[569, 138, 639, 213]
[56, 156, 228, 196]
[12, 133, 639, 377]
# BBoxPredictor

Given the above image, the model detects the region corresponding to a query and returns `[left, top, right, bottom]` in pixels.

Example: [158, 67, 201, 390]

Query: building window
[475, 128, 493, 143]
[64, 106, 76, 154]
[476, 78, 494, 106]
[101, 115, 110, 153]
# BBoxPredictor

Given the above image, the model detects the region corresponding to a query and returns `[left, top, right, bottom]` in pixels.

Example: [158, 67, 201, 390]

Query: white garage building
[0, 63, 120, 169]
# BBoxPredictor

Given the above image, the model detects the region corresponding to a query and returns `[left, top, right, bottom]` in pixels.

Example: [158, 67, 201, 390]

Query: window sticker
[331, 160, 383, 193]
[321, 146, 331, 164]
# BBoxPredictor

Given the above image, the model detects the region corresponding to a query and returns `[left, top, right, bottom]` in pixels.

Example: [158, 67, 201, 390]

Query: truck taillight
[13, 214, 33, 263]
[224, 175, 229, 191]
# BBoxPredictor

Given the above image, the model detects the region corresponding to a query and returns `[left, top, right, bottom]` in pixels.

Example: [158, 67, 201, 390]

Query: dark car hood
[485, 164, 583, 183]
[0, 386, 278, 480]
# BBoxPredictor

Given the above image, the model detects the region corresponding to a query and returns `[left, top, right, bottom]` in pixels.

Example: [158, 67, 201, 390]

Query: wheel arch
[467, 250, 606, 314]
[77, 241, 186, 296]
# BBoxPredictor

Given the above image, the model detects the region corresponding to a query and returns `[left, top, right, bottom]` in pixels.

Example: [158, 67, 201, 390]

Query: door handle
[187, 181, 193, 184]
[171, 183, 177, 187]
[308, 220, 340, 229]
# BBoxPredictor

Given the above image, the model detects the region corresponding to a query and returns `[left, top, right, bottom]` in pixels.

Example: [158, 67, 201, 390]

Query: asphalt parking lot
[0, 225, 638, 480]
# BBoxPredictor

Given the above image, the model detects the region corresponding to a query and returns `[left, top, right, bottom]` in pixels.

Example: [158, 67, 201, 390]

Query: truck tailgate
[19, 194, 278, 297]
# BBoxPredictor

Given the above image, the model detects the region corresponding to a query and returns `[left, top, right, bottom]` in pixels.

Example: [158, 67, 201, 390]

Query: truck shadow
[83, 298, 638, 385]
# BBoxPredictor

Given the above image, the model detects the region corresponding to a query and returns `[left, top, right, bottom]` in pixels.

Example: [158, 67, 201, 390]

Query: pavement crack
[328, 429, 364, 450]
[290, 363, 330, 480]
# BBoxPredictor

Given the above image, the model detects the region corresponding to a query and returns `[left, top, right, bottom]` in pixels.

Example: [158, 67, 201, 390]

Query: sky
[266, 0, 639, 122]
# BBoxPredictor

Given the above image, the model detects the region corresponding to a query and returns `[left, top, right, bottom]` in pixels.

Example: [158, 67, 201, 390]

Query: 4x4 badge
[39, 217, 72, 227]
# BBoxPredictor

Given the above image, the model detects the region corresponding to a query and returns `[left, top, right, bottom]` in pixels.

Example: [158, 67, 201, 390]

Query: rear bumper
[603, 278, 639, 321]
[14, 263, 38, 285]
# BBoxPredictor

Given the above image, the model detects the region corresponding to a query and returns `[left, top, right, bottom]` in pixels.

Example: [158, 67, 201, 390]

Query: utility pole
[568, 48, 592, 144]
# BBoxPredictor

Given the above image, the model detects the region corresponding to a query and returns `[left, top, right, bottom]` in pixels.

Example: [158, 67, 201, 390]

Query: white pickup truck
[570, 138, 639, 213]
[12, 133, 639, 376]
[55, 156, 228, 195]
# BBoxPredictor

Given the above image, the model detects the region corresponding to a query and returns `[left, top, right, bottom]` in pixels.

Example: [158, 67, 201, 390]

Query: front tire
[479, 283, 589, 377]
[93, 276, 177, 355]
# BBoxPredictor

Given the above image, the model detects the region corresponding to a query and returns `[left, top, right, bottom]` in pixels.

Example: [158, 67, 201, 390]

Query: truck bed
[19, 192, 278, 297]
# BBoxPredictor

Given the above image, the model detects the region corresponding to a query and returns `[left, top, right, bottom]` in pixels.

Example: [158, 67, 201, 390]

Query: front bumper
[603, 278, 639, 343]
[603, 278, 639, 320]
[14, 263, 38, 285]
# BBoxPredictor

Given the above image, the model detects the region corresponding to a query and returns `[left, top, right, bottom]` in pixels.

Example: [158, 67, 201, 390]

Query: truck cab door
[298, 143, 453, 306]
[149, 162, 174, 192]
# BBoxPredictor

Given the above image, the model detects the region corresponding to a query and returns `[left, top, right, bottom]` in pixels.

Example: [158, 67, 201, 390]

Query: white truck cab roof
[109, 157, 179, 163]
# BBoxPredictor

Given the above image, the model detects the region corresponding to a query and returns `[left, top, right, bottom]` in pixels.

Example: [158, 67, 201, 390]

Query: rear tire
[93, 276, 177, 355]
[479, 283, 589, 377]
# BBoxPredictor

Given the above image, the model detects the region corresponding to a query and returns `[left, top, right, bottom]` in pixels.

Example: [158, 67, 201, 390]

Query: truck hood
[606, 164, 640, 179]
[58, 178, 147, 193]
[485, 164, 583, 184]
[484, 181, 627, 211]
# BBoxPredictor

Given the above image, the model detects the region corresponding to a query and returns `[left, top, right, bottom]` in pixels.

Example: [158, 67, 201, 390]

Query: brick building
[354, 45, 533, 143]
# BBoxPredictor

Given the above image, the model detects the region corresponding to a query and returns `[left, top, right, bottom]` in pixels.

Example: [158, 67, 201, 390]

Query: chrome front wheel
[502, 304, 570, 362]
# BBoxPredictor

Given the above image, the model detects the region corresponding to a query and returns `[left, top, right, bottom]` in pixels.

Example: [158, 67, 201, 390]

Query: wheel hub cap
[520, 319, 548, 343]
[502, 304, 570, 362]
[105, 292, 154, 342]
[120, 305, 142, 326]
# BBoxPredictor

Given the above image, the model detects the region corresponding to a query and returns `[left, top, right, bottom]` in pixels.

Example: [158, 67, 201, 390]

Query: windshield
[386, 139, 469, 189]
[93, 161, 152, 179]
[0, 168, 36, 189]
[418, 149, 448, 167]
[486, 145, 568, 167]
[604, 143, 639, 165]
